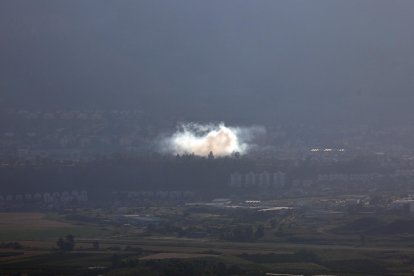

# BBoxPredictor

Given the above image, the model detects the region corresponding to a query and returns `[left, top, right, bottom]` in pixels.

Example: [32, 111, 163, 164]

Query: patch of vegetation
[56, 235, 75, 251]
[0, 242, 23, 249]
[324, 259, 388, 274]
[0, 252, 24, 258]
[0, 226, 104, 241]
[337, 217, 414, 236]
[239, 250, 321, 264]
[140, 258, 262, 276]
[379, 220, 414, 234]
[334, 217, 386, 234]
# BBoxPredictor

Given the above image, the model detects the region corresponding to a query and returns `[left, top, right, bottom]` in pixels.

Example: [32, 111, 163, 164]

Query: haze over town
[1, 1, 414, 275]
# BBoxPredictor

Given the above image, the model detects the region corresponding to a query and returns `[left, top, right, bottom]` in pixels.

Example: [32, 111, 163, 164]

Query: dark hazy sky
[1, 1, 414, 125]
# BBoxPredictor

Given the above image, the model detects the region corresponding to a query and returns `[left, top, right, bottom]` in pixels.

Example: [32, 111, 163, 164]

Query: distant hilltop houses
[119, 190, 196, 200]
[0, 190, 88, 210]
[317, 173, 382, 182]
[229, 171, 286, 188]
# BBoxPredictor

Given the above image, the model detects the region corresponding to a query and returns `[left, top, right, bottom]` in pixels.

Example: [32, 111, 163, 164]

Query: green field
[1, 212, 414, 275]
[0, 212, 106, 241]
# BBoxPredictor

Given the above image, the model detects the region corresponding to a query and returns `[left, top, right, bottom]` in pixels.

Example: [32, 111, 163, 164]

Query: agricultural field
[1, 210, 414, 275]
[0, 212, 106, 241]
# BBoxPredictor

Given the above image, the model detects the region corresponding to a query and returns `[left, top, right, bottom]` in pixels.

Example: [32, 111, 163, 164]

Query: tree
[111, 254, 123, 268]
[57, 235, 75, 251]
[214, 262, 227, 275]
[232, 225, 254, 242]
[57, 238, 65, 251]
[359, 234, 366, 246]
[254, 225, 265, 240]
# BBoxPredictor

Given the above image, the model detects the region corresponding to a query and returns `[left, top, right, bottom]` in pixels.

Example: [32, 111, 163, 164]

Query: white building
[391, 199, 414, 213]
[230, 171, 286, 189]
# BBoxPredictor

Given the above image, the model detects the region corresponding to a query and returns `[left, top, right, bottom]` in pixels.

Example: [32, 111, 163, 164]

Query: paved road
[76, 237, 414, 254]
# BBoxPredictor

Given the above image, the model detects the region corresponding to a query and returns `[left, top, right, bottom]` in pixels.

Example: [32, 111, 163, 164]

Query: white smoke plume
[162, 123, 264, 157]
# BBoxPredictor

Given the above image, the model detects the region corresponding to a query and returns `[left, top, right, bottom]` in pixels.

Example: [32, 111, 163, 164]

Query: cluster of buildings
[317, 173, 383, 183]
[0, 109, 155, 160]
[0, 190, 88, 210]
[117, 190, 196, 201]
[229, 171, 286, 189]
[390, 199, 414, 214]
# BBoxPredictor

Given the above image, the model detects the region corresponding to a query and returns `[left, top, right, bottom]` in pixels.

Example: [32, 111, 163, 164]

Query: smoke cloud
[162, 123, 264, 157]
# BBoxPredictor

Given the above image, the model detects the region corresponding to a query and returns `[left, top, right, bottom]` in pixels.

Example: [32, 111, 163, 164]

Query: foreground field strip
[0, 251, 50, 263]
[76, 238, 414, 253]
[140, 253, 219, 260]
